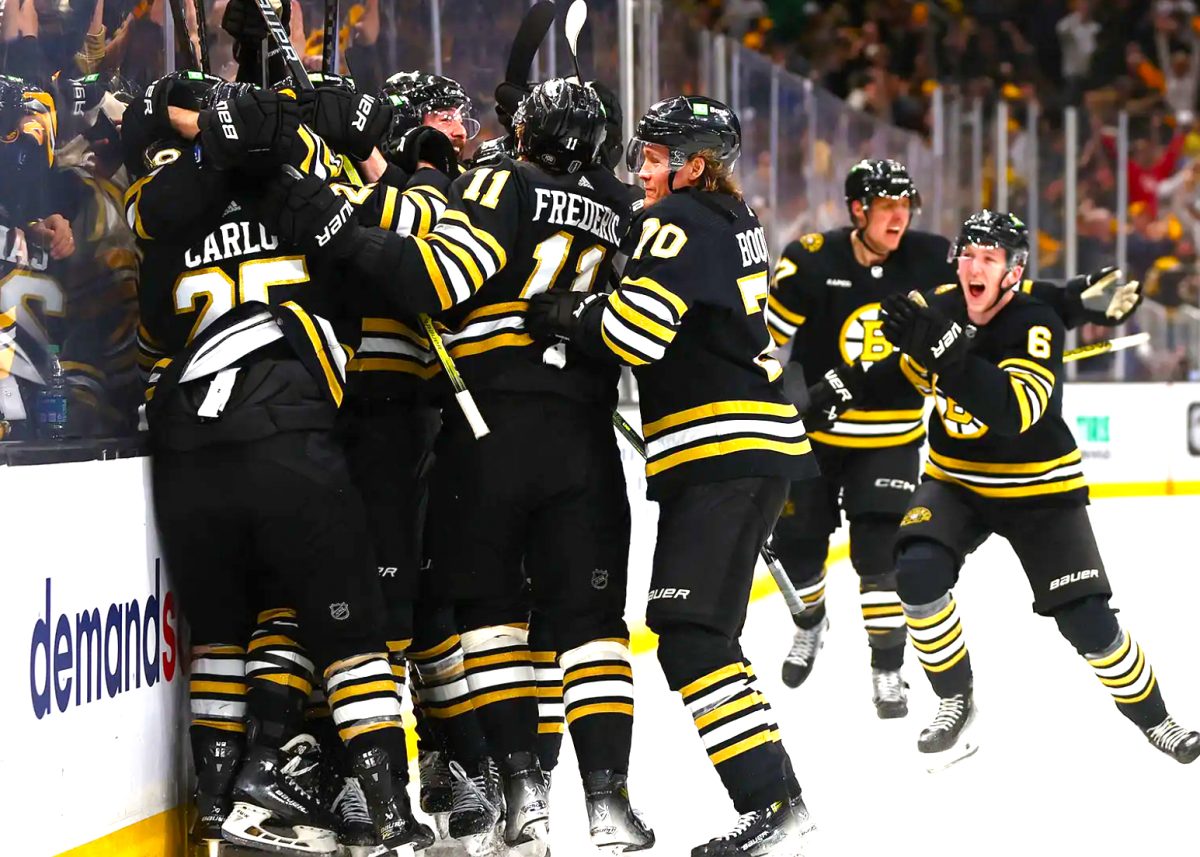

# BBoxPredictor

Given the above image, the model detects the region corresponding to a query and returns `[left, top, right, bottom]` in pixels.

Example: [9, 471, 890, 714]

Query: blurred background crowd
[1, 0, 1197, 448]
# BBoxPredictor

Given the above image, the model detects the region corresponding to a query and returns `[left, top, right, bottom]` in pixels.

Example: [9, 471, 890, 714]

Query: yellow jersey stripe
[621, 276, 688, 318]
[646, 437, 812, 478]
[644, 400, 799, 438]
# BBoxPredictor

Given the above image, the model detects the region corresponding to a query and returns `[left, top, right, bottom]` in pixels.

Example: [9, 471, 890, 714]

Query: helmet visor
[625, 137, 647, 173]
[426, 105, 480, 140]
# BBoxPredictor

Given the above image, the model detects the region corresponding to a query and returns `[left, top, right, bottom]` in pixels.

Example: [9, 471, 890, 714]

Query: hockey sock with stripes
[904, 594, 972, 697]
[459, 624, 538, 760]
[561, 638, 635, 775]
[246, 609, 314, 747]
[861, 574, 906, 671]
[1086, 629, 1168, 730]
[409, 632, 489, 765]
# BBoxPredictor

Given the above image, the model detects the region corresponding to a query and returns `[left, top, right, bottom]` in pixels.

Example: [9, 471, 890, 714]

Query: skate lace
[873, 670, 905, 703]
[719, 810, 762, 841]
[420, 751, 452, 789]
[333, 778, 373, 826]
[449, 760, 493, 816]
[786, 626, 820, 666]
[929, 695, 967, 731]
[1147, 717, 1190, 752]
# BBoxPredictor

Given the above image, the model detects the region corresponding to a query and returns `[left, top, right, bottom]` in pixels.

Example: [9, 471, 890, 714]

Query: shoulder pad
[934, 283, 957, 295]
[799, 232, 824, 253]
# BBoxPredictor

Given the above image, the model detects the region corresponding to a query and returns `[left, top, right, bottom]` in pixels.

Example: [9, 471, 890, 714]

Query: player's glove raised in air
[260, 165, 359, 257]
[800, 363, 867, 432]
[310, 88, 393, 162]
[881, 291, 969, 373]
[221, 0, 287, 43]
[526, 291, 602, 341]
[1065, 265, 1142, 326]
[392, 125, 458, 177]
[198, 89, 301, 171]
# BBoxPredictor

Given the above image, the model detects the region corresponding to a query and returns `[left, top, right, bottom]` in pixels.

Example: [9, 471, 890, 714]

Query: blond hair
[696, 151, 743, 199]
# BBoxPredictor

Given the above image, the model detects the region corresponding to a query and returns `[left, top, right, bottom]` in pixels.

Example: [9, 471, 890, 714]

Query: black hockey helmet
[625, 95, 741, 176]
[513, 78, 606, 175]
[844, 158, 922, 223]
[951, 209, 1030, 272]
[590, 80, 624, 172]
[471, 133, 517, 168]
[381, 71, 479, 139]
[0, 74, 25, 137]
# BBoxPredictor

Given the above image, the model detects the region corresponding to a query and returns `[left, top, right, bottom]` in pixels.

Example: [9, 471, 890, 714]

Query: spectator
[1153, 10, 1200, 123]
[1057, 0, 1101, 101]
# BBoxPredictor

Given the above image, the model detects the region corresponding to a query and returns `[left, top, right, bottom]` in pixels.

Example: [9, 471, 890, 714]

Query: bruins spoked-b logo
[839, 302, 894, 364]
[900, 507, 932, 527]
[935, 391, 988, 438]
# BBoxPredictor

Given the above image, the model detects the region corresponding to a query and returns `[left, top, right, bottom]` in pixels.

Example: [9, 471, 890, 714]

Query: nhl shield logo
[329, 602, 351, 621]
[900, 507, 932, 527]
[591, 569, 610, 590]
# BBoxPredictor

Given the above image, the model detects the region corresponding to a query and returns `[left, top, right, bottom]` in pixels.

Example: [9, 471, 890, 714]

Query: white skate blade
[365, 843, 417, 857]
[432, 811, 451, 841]
[920, 711, 981, 774]
[221, 802, 338, 855]
[507, 830, 550, 857]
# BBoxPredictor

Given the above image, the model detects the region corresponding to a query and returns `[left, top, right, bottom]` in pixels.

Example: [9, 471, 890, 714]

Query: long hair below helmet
[625, 95, 741, 175]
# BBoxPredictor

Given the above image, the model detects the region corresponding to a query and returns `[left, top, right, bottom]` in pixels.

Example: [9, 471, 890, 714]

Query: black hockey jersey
[579, 188, 819, 499]
[902, 287, 1086, 505]
[375, 155, 637, 407]
[336, 167, 449, 400]
[768, 227, 954, 449]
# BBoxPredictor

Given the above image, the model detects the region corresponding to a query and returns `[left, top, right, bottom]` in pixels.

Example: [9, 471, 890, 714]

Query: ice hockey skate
[584, 770, 655, 855]
[871, 668, 908, 719]
[330, 776, 378, 857]
[691, 796, 817, 856]
[781, 618, 828, 688]
[221, 734, 339, 855]
[190, 734, 243, 856]
[1144, 716, 1200, 764]
[419, 750, 454, 839]
[498, 752, 550, 849]
[442, 758, 503, 856]
[918, 692, 979, 772]
[349, 746, 435, 856]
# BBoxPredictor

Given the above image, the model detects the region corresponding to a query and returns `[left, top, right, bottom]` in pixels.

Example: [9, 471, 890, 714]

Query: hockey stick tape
[455, 389, 490, 439]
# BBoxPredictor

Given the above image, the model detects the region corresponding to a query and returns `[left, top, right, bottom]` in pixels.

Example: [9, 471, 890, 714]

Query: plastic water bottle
[36, 344, 69, 441]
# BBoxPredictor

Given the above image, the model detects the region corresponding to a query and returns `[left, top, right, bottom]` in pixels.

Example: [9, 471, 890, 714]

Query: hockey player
[527, 95, 818, 857]
[380, 71, 479, 161]
[261, 78, 653, 855]
[879, 210, 1200, 769]
[767, 159, 1145, 717]
[124, 74, 434, 855]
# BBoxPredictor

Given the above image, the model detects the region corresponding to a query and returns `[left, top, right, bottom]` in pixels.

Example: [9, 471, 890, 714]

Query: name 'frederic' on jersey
[184, 221, 281, 269]
[532, 187, 622, 245]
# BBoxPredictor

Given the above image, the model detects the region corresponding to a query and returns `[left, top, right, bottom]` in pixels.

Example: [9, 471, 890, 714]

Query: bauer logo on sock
[901, 506, 932, 526]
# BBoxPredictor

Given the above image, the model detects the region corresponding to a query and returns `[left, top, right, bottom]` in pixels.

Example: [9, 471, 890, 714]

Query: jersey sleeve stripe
[766, 293, 806, 325]
[439, 210, 508, 269]
[408, 184, 449, 203]
[773, 257, 798, 283]
[430, 223, 500, 278]
[1010, 375, 1034, 432]
[999, 357, 1056, 386]
[428, 234, 485, 290]
[601, 308, 667, 363]
[899, 354, 934, 395]
[620, 276, 688, 319]
[618, 289, 677, 326]
[608, 291, 677, 344]
[280, 301, 343, 407]
[429, 243, 477, 304]
[413, 239, 455, 310]
[600, 324, 650, 366]
[379, 186, 399, 231]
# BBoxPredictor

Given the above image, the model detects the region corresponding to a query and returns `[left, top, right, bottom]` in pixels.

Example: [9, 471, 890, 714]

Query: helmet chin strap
[982, 268, 1020, 313]
[853, 208, 892, 259]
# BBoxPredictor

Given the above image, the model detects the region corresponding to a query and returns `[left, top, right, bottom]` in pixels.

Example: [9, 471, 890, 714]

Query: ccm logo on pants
[648, 588, 691, 601]
[1049, 569, 1100, 591]
[875, 478, 916, 492]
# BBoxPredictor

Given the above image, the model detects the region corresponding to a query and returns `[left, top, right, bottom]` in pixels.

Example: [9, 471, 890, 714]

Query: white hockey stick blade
[564, 0, 588, 83]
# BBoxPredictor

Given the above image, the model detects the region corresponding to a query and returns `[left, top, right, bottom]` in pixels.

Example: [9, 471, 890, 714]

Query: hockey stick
[252, 0, 487, 438]
[563, 0, 587, 84]
[420, 315, 490, 438]
[167, 0, 199, 70]
[506, 1, 557, 87]
[611, 410, 807, 616]
[1063, 331, 1150, 363]
[321, 0, 339, 74]
[193, 0, 211, 73]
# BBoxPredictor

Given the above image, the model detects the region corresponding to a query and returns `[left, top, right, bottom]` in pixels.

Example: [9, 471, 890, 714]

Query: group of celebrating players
[3, 1, 1198, 856]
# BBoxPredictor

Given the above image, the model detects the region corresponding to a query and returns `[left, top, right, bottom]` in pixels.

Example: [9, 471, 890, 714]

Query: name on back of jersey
[1, 224, 50, 272]
[532, 187, 622, 245]
[736, 226, 769, 267]
[184, 222, 281, 269]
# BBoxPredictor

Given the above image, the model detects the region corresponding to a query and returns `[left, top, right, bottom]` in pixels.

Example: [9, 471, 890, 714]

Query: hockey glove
[221, 0, 288, 43]
[310, 88, 393, 162]
[801, 363, 866, 432]
[526, 291, 601, 342]
[392, 125, 459, 177]
[494, 81, 530, 132]
[1065, 266, 1143, 326]
[881, 292, 969, 374]
[124, 74, 178, 145]
[198, 89, 301, 171]
[261, 165, 360, 258]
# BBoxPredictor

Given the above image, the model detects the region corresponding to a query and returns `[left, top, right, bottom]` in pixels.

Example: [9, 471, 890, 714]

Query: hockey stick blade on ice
[610, 411, 806, 615]
[564, 0, 588, 84]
